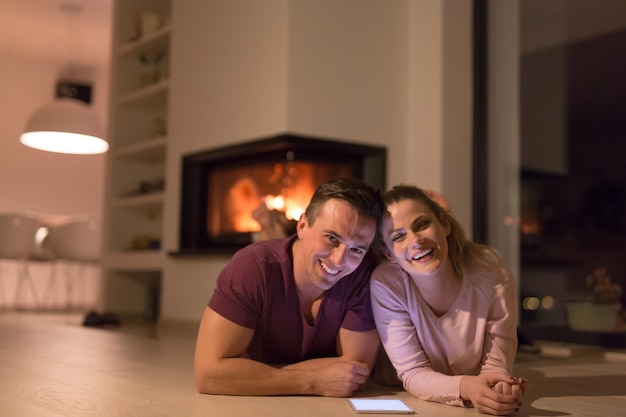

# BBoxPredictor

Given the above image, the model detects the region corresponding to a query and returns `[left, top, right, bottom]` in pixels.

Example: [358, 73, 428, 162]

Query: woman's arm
[481, 264, 520, 375]
[468, 264, 528, 414]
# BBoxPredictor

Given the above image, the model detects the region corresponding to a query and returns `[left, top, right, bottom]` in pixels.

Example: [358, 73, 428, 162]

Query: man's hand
[308, 360, 370, 397]
[460, 373, 522, 415]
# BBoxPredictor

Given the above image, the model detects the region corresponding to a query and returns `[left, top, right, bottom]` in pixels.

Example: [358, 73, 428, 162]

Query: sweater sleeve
[480, 262, 519, 375]
[370, 262, 466, 407]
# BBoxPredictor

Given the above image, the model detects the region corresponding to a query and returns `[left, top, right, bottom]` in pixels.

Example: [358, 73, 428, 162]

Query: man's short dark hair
[304, 178, 384, 226]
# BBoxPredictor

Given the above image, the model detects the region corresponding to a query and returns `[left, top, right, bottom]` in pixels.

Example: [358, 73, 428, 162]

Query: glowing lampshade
[20, 97, 108, 155]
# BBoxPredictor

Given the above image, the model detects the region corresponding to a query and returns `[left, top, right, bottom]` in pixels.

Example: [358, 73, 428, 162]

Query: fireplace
[174, 134, 386, 255]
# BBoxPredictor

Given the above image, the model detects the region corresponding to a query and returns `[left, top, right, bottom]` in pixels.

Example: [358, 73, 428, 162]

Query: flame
[265, 195, 285, 211]
[228, 178, 262, 232]
[264, 194, 306, 221]
[286, 207, 304, 221]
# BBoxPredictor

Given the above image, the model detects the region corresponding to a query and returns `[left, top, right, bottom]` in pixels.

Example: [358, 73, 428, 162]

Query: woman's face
[381, 199, 451, 277]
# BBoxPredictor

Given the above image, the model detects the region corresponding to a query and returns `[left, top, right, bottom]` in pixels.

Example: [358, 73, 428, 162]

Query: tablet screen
[348, 398, 415, 414]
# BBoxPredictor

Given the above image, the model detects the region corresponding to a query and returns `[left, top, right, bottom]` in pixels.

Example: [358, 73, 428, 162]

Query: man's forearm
[197, 356, 370, 397]
[281, 356, 346, 371]
[196, 357, 318, 396]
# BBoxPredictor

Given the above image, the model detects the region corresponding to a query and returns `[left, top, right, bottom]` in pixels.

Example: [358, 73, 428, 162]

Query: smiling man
[194, 178, 384, 397]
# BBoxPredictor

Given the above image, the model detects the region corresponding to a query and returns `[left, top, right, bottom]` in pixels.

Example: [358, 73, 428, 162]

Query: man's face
[296, 199, 377, 292]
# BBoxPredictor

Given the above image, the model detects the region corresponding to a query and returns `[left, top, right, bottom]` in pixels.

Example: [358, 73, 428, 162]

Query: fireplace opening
[174, 134, 386, 255]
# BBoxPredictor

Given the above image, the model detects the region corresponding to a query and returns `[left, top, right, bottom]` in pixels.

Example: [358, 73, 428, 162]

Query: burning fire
[228, 181, 314, 233]
[265, 194, 306, 221]
[228, 178, 263, 232]
[221, 161, 348, 234]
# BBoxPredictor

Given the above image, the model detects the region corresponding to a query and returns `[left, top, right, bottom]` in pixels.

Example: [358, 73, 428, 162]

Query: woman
[371, 184, 528, 415]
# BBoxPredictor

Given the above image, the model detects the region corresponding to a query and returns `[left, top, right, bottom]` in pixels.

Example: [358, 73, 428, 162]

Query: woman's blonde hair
[382, 184, 499, 275]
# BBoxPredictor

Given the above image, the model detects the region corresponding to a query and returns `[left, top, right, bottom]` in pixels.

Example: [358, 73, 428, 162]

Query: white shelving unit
[101, 0, 171, 320]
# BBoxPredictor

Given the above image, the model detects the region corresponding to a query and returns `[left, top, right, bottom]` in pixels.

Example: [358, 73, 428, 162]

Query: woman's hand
[494, 377, 529, 401]
[460, 373, 523, 415]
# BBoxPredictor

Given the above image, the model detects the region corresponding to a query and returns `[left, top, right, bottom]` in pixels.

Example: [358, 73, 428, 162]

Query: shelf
[102, 0, 171, 314]
[116, 137, 167, 161]
[102, 250, 165, 271]
[114, 191, 165, 208]
[116, 80, 169, 107]
[116, 24, 171, 56]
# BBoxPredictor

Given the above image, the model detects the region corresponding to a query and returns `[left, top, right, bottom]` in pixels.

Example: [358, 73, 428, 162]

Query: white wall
[159, 0, 473, 323]
[162, 0, 291, 322]
[287, 0, 408, 146]
[408, 0, 473, 230]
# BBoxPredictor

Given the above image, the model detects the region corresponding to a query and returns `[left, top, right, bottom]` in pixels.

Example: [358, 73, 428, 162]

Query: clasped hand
[461, 373, 529, 415]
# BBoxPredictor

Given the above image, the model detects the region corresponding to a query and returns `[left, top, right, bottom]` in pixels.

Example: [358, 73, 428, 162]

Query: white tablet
[347, 398, 416, 414]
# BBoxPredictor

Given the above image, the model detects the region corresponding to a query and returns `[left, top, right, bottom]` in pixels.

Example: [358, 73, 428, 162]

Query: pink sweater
[370, 258, 519, 407]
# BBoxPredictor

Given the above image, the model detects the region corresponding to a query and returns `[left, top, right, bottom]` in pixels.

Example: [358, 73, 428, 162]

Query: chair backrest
[0, 212, 40, 259]
[45, 218, 101, 262]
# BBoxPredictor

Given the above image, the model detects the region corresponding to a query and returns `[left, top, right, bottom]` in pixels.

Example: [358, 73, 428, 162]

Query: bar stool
[0, 212, 41, 310]
[45, 217, 100, 310]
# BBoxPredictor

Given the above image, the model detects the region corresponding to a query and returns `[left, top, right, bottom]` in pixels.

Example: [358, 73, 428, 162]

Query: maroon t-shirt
[208, 234, 377, 365]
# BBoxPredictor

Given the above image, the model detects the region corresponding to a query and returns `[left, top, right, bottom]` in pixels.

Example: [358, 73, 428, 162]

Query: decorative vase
[565, 302, 621, 332]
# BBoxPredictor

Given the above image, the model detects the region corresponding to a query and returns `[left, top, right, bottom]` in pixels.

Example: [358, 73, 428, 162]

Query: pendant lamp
[20, 96, 108, 155]
[19, 2, 108, 155]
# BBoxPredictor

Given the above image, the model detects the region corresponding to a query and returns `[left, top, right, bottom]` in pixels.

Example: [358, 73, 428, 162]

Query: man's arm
[281, 327, 379, 372]
[194, 307, 371, 396]
[337, 327, 380, 370]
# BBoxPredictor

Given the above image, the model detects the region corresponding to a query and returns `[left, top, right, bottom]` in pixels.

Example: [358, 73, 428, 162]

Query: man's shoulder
[234, 235, 294, 261]
[222, 236, 295, 287]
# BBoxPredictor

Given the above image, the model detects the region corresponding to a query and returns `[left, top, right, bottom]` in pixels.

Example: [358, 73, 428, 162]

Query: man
[194, 178, 383, 397]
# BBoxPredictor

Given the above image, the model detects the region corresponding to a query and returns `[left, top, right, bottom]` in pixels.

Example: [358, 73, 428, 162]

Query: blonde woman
[371, 184, 528, 415]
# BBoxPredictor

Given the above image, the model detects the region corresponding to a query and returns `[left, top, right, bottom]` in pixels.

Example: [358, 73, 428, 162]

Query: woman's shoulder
[370, 260, 411, 304]
[464, 248, 514, 288]
[371, 260, 407, 285]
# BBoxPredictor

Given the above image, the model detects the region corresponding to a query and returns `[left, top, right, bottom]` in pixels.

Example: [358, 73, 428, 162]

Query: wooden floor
[0, 312, 625, 417]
